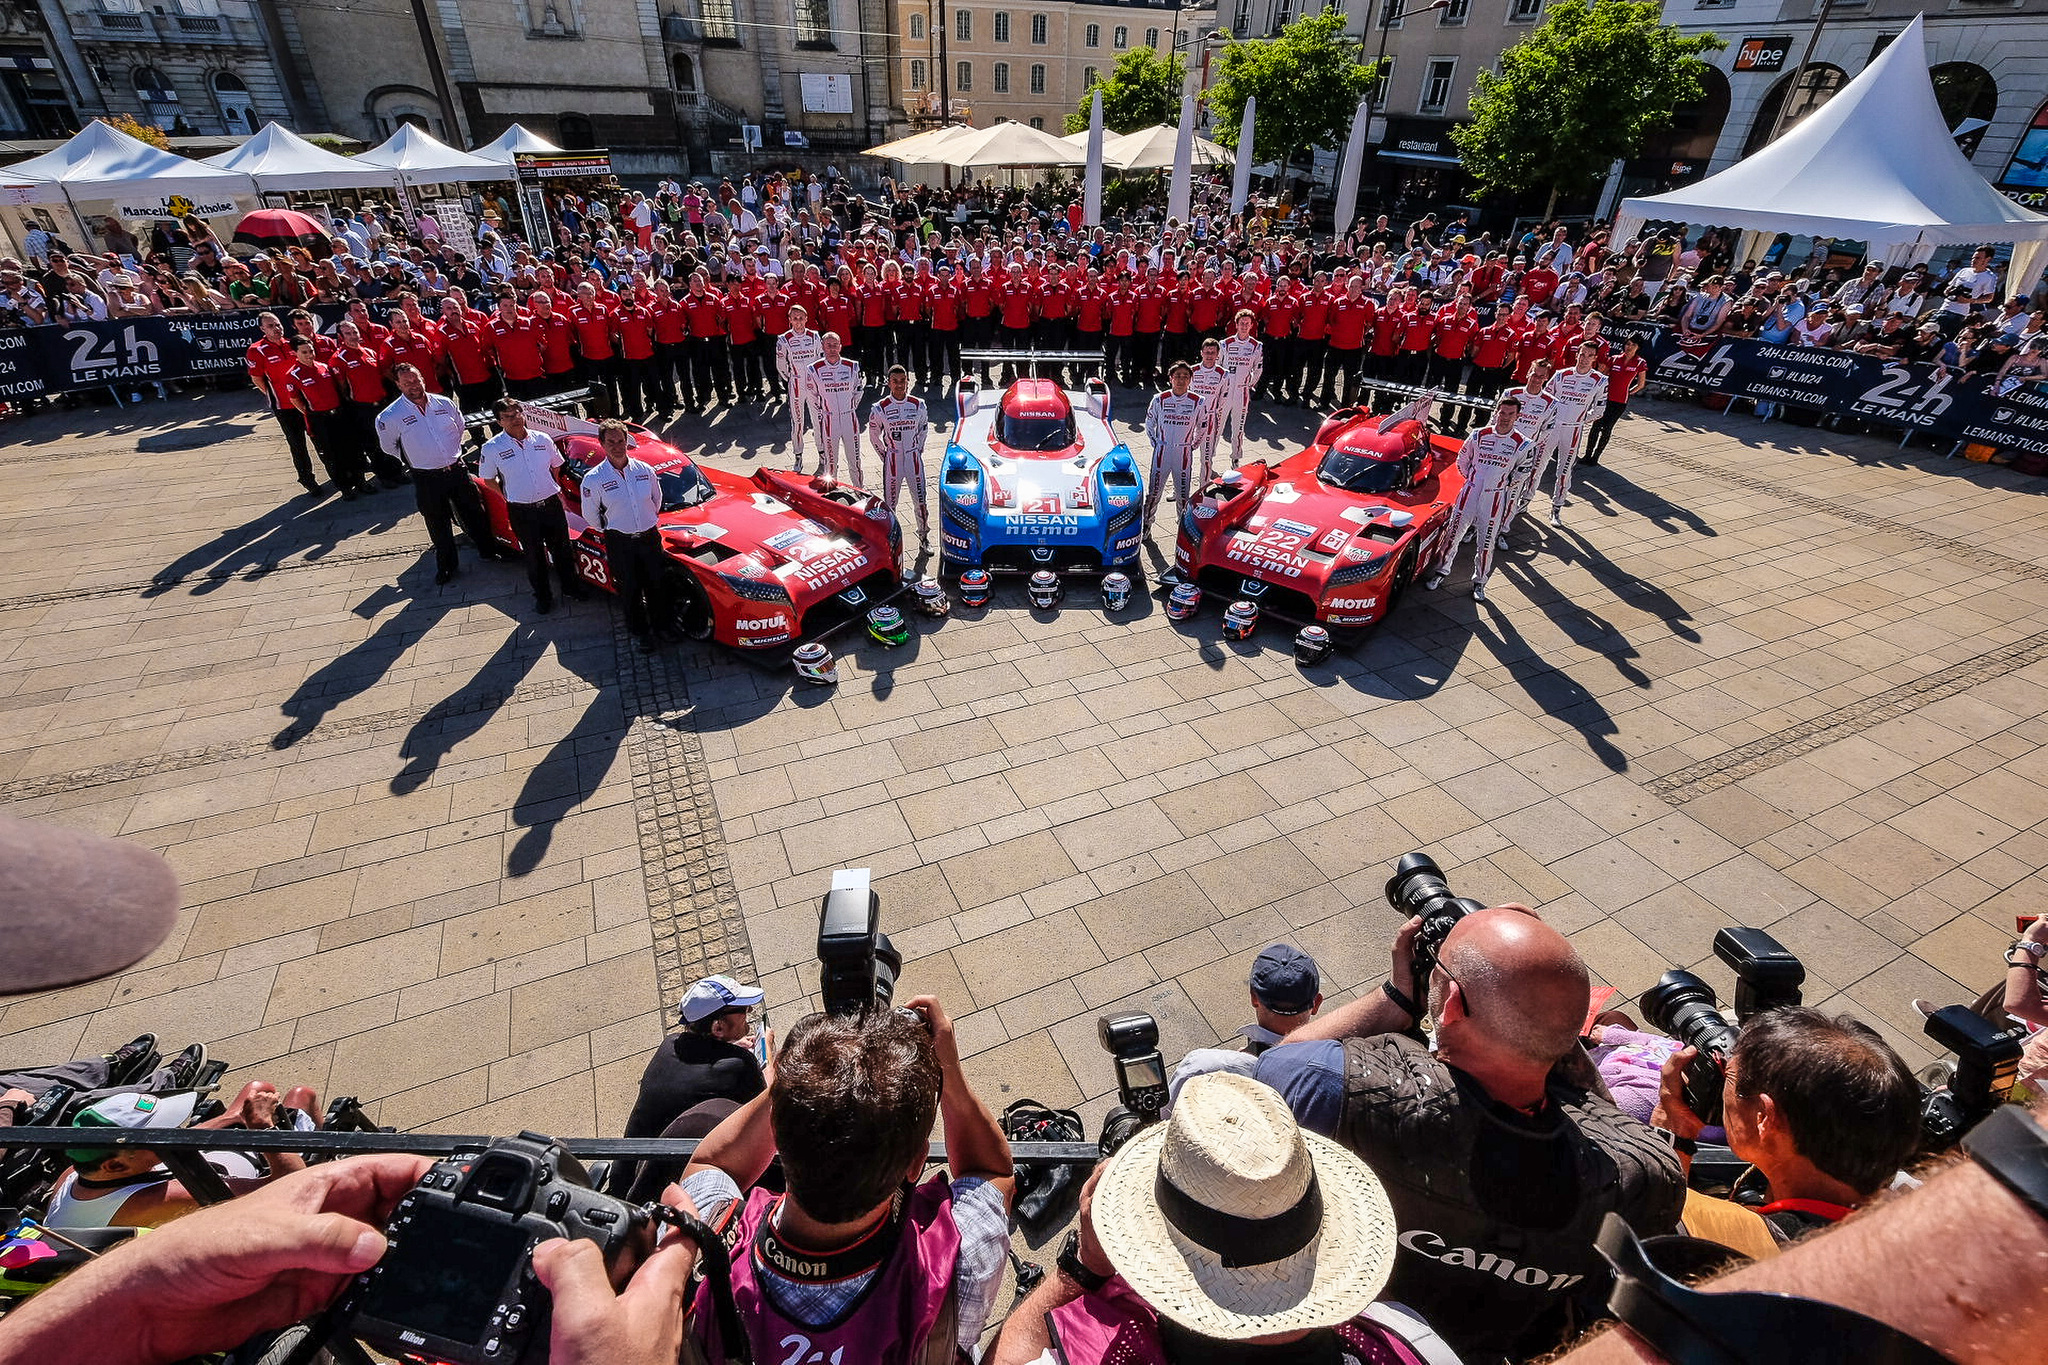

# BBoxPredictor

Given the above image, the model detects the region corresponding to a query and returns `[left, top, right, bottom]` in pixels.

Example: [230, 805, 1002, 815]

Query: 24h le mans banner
[1607, 322, 2048, 457]
[0, 304, 356, 400]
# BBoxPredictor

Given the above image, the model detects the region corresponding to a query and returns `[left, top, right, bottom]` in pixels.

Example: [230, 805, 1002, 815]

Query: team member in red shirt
[648, 280, 691, 411]
[614, 293, 658, 421]
[486, 294, 549, 400]
[1430, 296, 1479, 396]
[927, 264, 963, 385]
[244, 311, 321, 494]
[725, 285, 766, 403]
[283, 338, 369, 499]
[961, 260, 996, 369]
[1037, 268, 1077, 356]
[1468, 312, 1523, 400]
[1583, 334, 1644, 466]
[568, 281, 621, 415]
[332, 319, 409, 487]
[1396, 296, 1438, 388]
[438, 296, 497, 414]
[1294, 275, 1332, 409]
[1323, 278, 1374, 409]
[383, 311, 445, 396]
[1073, 271, 1107, 370]
[1132, 273, 1169, 388]
[1258, 279, 1302, 404]
[996, 265, 1035, 354]
[1368, 287, 1404, 386]
[1104, 276, 1140, 389]
[683, 275, 733, 407]
[529, 291, 578, 396]
[1515, 315, 1556, 384]
[1161, 273, 1193, 370]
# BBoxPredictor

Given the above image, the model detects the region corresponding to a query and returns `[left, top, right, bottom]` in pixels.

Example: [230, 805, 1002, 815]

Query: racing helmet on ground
[1294, 624, 1334, 666]
[1165, 583, 1203, 621]
[792, 642, 838, 685]
[1100, 572, 1133, 612]
[1027, 570, 1064, 609]
[958, 568, 992, 607]
[1223, 600, 1260, 641]
[867, 605, 910, 646]
[911, 578, 950, 617]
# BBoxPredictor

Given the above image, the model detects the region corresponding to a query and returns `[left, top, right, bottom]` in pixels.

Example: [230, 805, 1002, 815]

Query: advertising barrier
[1611, 323, 2048, 456]
[0, 303, 357, 399]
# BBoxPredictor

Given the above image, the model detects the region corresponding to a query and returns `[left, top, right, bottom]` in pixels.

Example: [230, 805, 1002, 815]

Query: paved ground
[3, 383, 2047, 1158]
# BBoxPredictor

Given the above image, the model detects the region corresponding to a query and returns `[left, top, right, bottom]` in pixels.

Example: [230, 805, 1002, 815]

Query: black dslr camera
[335, 1133, 655, 1365]
[817, 866, 903, 1018]
[1384, 851, 1488, 982]
[1640, 928, 1805, 1125]
[1099, 1011, 1170, 1123]
[1918, 1004, 2025, 1151]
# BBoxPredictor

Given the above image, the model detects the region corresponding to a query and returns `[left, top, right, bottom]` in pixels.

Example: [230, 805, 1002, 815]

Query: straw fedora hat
[1092, 1072, 1397, 1341]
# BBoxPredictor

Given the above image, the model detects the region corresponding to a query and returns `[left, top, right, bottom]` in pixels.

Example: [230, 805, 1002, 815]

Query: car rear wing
[957, 374, 980, 424]
[1084, 376, 1112, 424]
[958, 347, 1106, 381]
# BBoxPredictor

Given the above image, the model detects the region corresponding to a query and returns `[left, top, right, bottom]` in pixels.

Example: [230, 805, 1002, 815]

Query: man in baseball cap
[992, 1073, 1454, 1362]
[1166, 945, 1324, 1109]
[610, 974, 769, 1200]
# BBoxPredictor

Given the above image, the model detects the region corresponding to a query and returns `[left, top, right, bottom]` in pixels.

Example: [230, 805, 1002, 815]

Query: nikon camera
[1639, 928, 1806, 1126]
[334, 1133, 655, 1365]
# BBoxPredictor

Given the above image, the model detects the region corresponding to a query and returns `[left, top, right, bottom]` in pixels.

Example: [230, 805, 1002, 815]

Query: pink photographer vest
[1046, 1277, 1431, 1365]
[690, 1174, 961, 1365]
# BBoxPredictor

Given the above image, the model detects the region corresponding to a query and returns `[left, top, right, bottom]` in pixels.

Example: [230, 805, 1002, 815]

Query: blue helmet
[958, 569, 992, 607]
[1100, 572, 1132, 612]
[1223, 600, 1259, 641]
[1165, 582, 1203, 621]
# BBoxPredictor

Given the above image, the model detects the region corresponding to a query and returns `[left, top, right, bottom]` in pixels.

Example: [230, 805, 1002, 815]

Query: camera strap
[751, 1189, 908, 1285]
[1595, 1213, 1957, 1365]
[656, 1202, 753, 1365]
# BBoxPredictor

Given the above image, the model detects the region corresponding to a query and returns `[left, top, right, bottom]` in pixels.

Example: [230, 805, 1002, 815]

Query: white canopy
[1615, 15, 2048, 289]
[3, 120, 256, 203]
[470, 124, 563, 166]
[354, 123, 504, 185]
[930, 121, 1083, 170]
[1102, 125, 1233, 172]
[202, 122, 401, 192]
[865, 124, 980, 166]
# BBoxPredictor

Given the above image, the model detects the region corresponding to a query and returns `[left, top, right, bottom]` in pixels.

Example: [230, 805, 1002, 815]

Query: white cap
[679, 973, 765, 1022]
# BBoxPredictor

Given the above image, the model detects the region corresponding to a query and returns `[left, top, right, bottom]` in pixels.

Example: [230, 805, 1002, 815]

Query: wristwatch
[2005, 940, 2048, 967]
[1057, 1230, 1111, 1293]
[1651, 1127, 1697, 1156]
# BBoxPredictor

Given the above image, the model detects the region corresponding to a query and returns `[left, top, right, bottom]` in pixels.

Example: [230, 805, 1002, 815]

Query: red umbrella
[233, 208, 335, 259]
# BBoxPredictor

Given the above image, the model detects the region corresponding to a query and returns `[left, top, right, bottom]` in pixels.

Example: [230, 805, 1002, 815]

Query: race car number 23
[576, 545, 611, 589]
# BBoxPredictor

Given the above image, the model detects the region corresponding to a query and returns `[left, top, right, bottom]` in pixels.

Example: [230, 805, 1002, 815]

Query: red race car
[471, 411, 903, 651]
[1171, 399, 1465, 635]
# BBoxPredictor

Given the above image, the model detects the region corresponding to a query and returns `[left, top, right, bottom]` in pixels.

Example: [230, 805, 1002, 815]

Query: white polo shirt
[578, 456, 662, 534]
[479, 428, 565, 504]
[375, 393, 468, 471]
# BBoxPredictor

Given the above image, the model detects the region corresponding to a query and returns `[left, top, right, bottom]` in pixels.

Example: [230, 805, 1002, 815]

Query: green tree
[1205, 10, 1377, 191]
[1064, 47, 1187, 135]
[1452, 0, 1725, 216]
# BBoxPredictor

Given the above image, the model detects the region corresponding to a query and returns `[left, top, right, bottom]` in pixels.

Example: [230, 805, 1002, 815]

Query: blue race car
[937, 374, 1146, 575]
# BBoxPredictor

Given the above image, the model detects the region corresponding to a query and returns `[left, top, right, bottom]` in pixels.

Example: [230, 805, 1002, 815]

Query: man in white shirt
[1949, 246, 2001, 306]
[777, 305, 826, 467]
[1426, 396, 1529, 604]
[808, 331, 865, 485]
[866, 364, 930, 546]
[578, 419, 671, 652]
[376, 363, 503, 585]
[1218, 310, 1265, 470]
[1187, 339, 1231, 482]
[479, 399, 591, 614]
[1143, 362, 1205, 531]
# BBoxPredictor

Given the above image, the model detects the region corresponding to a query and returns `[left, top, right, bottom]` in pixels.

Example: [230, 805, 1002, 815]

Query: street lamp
[1370, 0, 1450, 107]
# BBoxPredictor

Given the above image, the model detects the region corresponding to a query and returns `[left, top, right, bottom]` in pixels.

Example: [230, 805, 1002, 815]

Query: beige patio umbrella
[864, 124, 976, 164]
[934, 120, 1085, 170]
[1103, 124, 1233, 172]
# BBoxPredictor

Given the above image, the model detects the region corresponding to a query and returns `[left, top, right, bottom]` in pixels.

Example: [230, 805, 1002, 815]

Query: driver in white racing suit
[776, 305, 826, 472]
[1143, 361, 1205, 533]
[807, 332, 865, 486]
[1501, 357, 1558, 529]
[1425, 396, 1529, 603]
[1533, 342, 1608, 526]
[1218, 309, 1265, 470]
[866, 363, 931, 547]
[1188, 338, 1231, 482]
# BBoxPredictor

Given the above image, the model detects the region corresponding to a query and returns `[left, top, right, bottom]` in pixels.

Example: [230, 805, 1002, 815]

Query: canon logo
[1396, 1230, 1584, 1292]
[762, 1243, 828, 1278]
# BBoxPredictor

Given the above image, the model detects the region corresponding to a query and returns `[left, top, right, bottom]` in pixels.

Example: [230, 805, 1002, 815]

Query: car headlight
[718, 572, 793, 603]
[1328, 551, 1395, 586]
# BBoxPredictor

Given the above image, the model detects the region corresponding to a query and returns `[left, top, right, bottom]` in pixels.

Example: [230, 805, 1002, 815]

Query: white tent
[1102, 125, 1233, 172]
[4, 120, 256, 203]
[930, 121, 1083, 170]
[471, 124, 564, 166]
[354, 123, 504, 185]
[202, 122, 402, 192]
[1614, 15, 2048, 292]
[863, 124, 975, 165]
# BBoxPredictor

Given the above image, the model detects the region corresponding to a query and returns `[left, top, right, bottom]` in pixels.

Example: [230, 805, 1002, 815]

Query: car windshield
[1318, 447, 1408, 495]
[999, 412, 1075, 452]
[658, 462, 715, 511]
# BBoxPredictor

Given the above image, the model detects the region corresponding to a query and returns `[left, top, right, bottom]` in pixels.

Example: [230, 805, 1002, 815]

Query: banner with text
[0, 304, 355, 399]
[1611, 324, 2048, 456]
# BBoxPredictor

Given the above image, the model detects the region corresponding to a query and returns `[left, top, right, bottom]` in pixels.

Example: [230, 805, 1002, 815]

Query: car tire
[665, 566, 715, 641]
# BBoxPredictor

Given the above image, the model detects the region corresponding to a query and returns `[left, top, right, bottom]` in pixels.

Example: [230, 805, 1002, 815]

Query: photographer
[1167, 944, 1323, 1108]
[609, 973, 770, 1200]
[1253, 905, 1684, 1363]
[678, 994, 1015, 1363]
[1651, 1008, 1923, 1243]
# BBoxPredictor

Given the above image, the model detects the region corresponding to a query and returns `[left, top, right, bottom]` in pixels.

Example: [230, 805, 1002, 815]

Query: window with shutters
[1112, 24, 1127, 46]
[994, 61, 1010, 91]
[956, 59, 972, 89]
[1030, 62, 1045, 92]
[1030, 13, 1046, 42]
[910, 58, 926, 88]
[1084, 21, 1098, 45]
[956, 9, 971, 40]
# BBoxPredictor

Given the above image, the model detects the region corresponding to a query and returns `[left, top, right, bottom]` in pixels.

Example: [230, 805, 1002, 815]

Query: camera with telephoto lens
[1639, 927, 1806, 1126]
[1384, 851, 1489, 983]
[817, 866, 902, 1018]
[1099, 1010, 1170, 1138]
[334, 1133, 655, 1365]
[1918, 1005, 2025, 1151]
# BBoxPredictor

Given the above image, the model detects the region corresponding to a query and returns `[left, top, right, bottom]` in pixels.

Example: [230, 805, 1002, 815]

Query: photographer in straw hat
[992, 1072, 1459, 1365]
